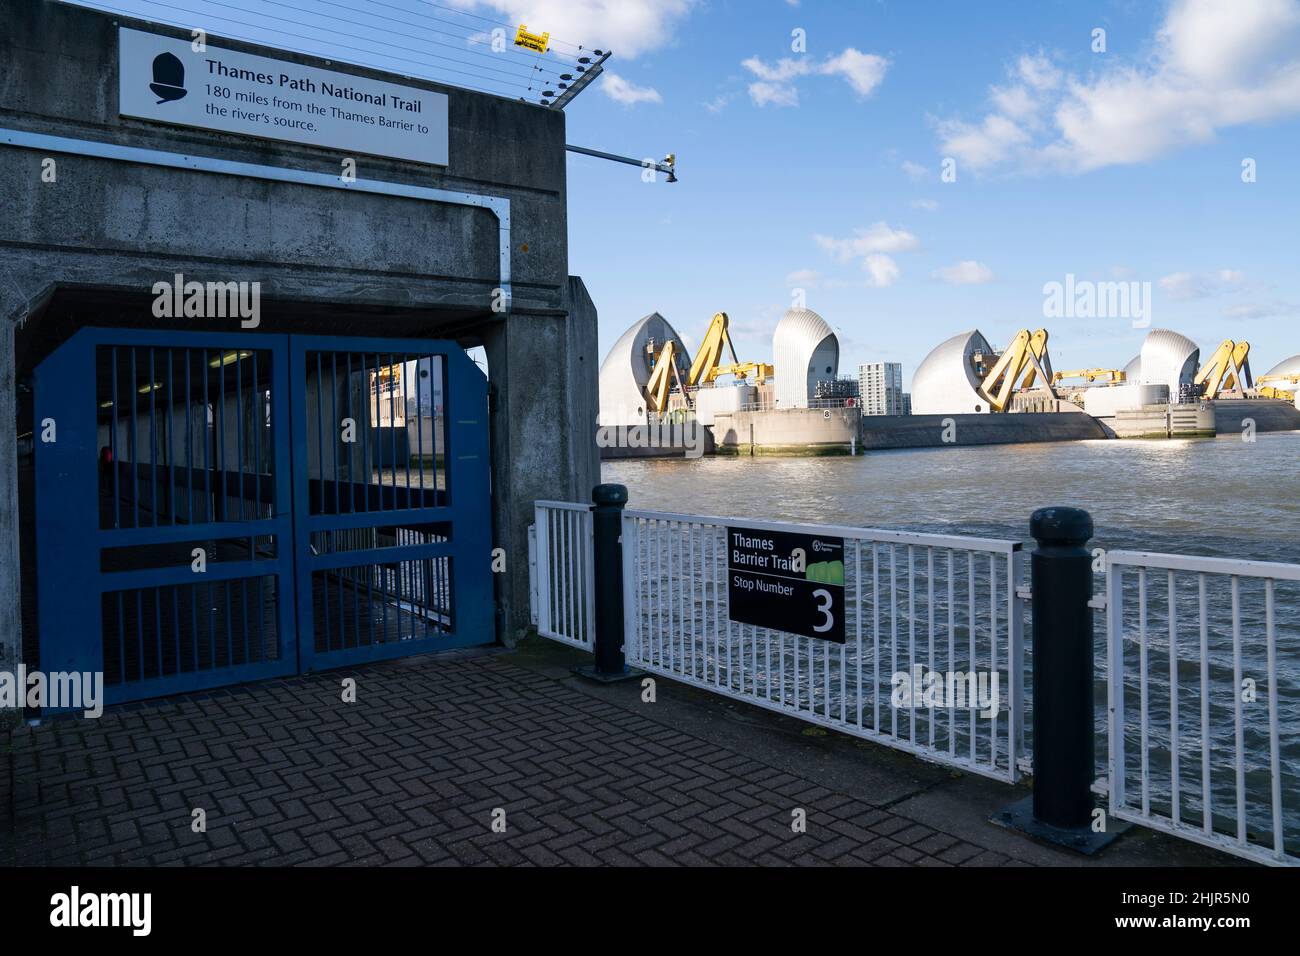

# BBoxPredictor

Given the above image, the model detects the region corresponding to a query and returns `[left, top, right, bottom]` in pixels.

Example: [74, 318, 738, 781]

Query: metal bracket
[1015, 584, 1032, 601]
[1088, 595, 1107, 610]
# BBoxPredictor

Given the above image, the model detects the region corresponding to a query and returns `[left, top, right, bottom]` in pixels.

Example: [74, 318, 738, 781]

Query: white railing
[531, 501, 596, 650]
[622, 510, 1027, 783]
[1106, 550, 1300, 867]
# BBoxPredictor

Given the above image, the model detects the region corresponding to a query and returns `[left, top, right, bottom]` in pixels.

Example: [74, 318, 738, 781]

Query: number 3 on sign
[813, 588, 834, 633]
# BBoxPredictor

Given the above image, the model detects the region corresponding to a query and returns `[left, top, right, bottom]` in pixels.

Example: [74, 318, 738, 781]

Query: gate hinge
[1088, 595, 1107, 610]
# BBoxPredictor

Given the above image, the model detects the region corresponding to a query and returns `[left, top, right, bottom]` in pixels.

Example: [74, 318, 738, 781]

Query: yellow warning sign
[514, 24, 550, 54]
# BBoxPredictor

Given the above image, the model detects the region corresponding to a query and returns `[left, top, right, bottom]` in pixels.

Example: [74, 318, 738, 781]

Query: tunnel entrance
[31, 326, 492, 705]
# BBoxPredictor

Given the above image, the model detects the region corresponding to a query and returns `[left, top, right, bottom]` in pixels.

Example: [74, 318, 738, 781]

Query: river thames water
[603, 432, 1300, 852]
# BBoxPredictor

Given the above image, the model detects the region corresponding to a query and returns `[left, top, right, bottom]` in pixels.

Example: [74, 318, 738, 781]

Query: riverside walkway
[1, 641, 1235, 867]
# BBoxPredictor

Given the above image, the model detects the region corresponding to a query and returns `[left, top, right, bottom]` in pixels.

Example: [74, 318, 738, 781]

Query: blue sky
[77, 1, 1300, 387]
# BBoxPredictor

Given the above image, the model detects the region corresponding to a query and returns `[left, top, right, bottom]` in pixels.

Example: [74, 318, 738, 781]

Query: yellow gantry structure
[977, 328, 1054, 412]
[687, 312, 773, 387]
[1194, 339, 1253, 399]
[1052, 368, 1127, 385]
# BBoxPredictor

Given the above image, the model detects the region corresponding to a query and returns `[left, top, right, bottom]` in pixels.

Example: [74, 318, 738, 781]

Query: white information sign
[118, 28, 449, 165]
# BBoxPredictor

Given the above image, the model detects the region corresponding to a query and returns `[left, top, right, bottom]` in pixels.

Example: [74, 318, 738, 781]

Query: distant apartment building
[902, 392, 912, 416]
[857, 361, 906, 415]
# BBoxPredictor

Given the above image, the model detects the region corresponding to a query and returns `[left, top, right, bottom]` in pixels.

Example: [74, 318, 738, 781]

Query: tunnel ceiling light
[137, 382, 164, 394]
[209, 350, 252, 368]
[99, 400, 114, 409]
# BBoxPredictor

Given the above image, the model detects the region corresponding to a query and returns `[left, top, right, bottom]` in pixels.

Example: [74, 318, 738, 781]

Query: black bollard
[996, 506, 1124, 852]
[1029, 506, 1095, 829]
[573, 484, 640, 683]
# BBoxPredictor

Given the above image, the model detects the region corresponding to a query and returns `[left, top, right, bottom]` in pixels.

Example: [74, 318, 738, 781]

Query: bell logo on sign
[514, 24, 550, 54]
[150, 52, 188, 103]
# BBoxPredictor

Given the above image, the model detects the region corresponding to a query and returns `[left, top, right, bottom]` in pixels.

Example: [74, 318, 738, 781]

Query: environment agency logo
[150, 51, 187, 103]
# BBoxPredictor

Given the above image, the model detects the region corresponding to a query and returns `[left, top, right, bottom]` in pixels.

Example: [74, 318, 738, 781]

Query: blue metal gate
[32, 328, 493, 706]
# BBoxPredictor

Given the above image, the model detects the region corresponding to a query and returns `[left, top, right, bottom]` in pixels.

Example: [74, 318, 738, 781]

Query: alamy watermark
[1, 666, 104, 718]
[152, 273, 261, 328]
[1042, 273, 1151, 328]
[596, 419, 707, 459]
[891, 665, 1000, 719]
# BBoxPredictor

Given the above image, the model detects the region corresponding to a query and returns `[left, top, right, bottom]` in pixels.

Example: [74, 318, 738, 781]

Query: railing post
[1030, 506, 1095, 828]
[576, 483, 639, 681]
[997, 506, 1124, 853]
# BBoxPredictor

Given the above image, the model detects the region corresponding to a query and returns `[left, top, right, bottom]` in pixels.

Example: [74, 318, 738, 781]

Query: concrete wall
[1213, 398, 1300, 435]
[858, 412, 1108, 450]
[714, 407, 860, 454]
[0, 0, 598, 675]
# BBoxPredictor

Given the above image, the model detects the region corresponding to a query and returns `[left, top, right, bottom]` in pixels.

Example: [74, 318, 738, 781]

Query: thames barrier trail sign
[118, 28, 450, 165]
[726, 526, 846, 643]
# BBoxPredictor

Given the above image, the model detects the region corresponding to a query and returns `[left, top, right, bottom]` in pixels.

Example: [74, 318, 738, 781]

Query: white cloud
[933, 260, 995, 285]
[935, 0, 1300, 173]
[785, 268, 820, 287]
[461, 0, 695, 59]
[863, 254, 900, 287]
[743, 47, 888, 107]
[601, 73, 662, 105]
[901, 160, 929, 181]
[703, 92, 736, 113]
[1159, 269, 1246, 300]
[813, 221, 919, 263]
[911, 198, 940, 211]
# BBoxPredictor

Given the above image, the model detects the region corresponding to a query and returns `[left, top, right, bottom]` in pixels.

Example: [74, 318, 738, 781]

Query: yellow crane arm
[978, 329, 1053, 412]
[688, 312, 738, 386]
[644, 340, 677, 413]
[1195, 339, 1252, 399]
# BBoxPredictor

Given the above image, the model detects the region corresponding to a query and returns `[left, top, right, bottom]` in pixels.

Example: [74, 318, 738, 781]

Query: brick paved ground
[0, 651, 1024, 867]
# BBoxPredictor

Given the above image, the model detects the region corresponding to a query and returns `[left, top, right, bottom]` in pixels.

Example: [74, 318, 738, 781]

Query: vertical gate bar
[1138, 568, 1149, 816]
[256, 576, 265, 662]
[218, 348, 227, 521]
[890, 544, 898, 739]
[401, 355, 412, 510]
[823, 624, 829, 718]
[315, 353, 324, 517]
[111, 347, 120, 529]
[713, 525, 721, 686]
[689, 524, 697, 679]
[1265, 579, 1282, 860]
[360, 353, 370, 513]
[173, 584, 181, 673]
[130, 347, 139, 528]
[208, 581, 216, 671]
[927, 547, 935, 748]
[167, 349, 176, 525]
[202, 350, 211, 523]
[872, 543, 879, 732]
[253, 351, 261, 520]
[1108, 563, 1125, 812]
[241, 577, 251, 665]
[387, 353, 398, 510]
[344, 354, 354, 513]
[116, 591, 126, 685]
[225, 565, 234, 666]
[907, 545, 915, 744]
[135, 587, 145, 681]
[967, 552, 975, 761]
[185, 351, 193, 523]
[854, 540, 862, 727]
[1008, 550, 1023, 781]
[332, 353, 340, 517]
[415, 356, 425, 508]
[1230, 575, 1245, 843]
[154, 586, 163, 676]
[150, 348, 158, 527]
[190, 579, 199, 671]
[989, 552, 998, 769]
[236, 348, 244, 522]
[1198, 573, 1210, 834]
[948, 551, 956, 755]
[1168, 570, 1180, 824]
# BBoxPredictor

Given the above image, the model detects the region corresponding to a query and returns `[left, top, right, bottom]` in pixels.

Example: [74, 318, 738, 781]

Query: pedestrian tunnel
[30, 327, 494, 706]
